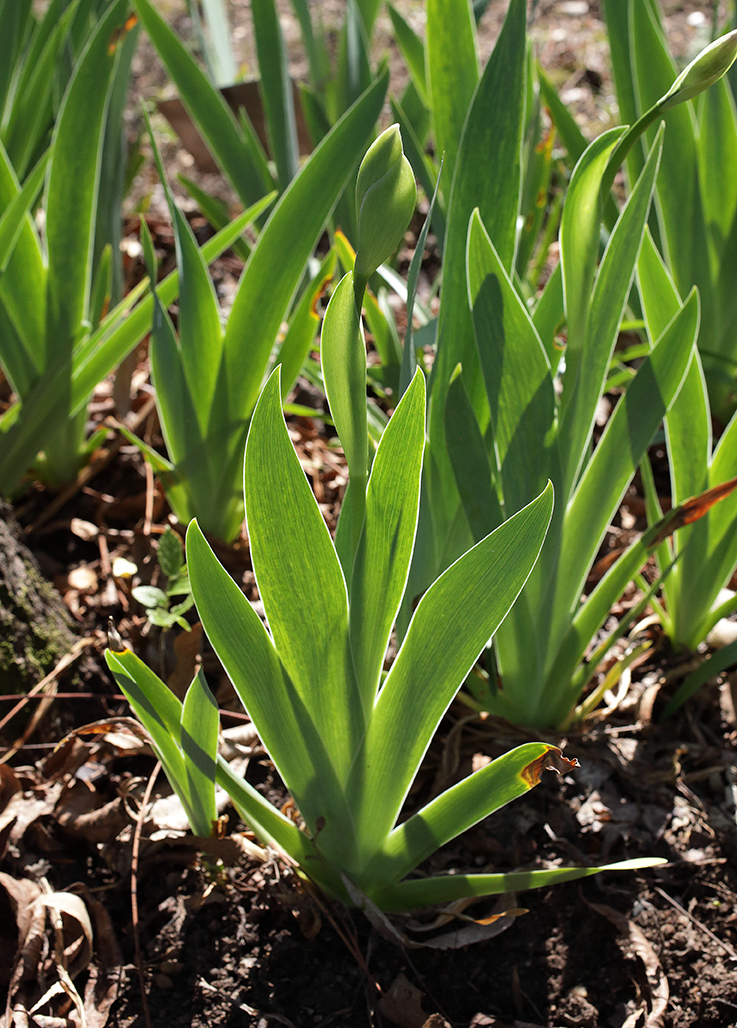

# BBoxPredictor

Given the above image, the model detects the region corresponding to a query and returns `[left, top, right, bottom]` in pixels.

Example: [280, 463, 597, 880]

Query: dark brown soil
[4, 668, 737, 1028]
[115, 724, 737, 1028]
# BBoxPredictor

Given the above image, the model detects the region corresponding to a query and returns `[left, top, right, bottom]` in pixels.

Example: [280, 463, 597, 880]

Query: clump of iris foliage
[3, 0, 737, 911]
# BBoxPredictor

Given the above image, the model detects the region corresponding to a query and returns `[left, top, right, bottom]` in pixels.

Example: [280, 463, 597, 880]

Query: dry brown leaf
[586, 899, 668, 1028]
[66, 567, 98, 593]
[409, 912, 519, 950]
[8, 781, 65, 855]
[54, 782, 128, 845]
[0, 765, 21, 809]
[145, 791, 194, 833]
[35, 892, 93, 979]
[6, 881, 48, 1016]
[39, 738, 93, 783]
[379, 973, 428, 1028]
[406, 896, 526, 934]
[2, 884, 106, 1028]
[29, 968, 84, 1028]
[70, 717, 151, 747]
[78, 892, 122, 1028]
[0, 766, 22, 860]
[70, 520, 98, 542]
[342, 876, 521, 950]
[0, 874, 43, 985]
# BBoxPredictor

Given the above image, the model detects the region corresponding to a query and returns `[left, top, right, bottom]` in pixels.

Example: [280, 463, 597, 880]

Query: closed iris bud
[354, 124, 416, 284]
[660, 29, 737, 110]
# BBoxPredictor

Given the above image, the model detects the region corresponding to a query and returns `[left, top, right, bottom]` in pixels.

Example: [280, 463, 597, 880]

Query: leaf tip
[107, 617, 127, 653]
[521, 746, 579, 788]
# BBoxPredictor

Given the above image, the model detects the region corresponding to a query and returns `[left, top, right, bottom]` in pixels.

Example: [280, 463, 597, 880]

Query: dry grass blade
[130, 761, 160, 1028]
[0, 637, 97, 764]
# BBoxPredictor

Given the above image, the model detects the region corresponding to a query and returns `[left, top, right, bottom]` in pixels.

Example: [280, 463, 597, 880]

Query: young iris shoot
[121, 77, 387, 543]
[106, 127, 664, 911]
[0, 2, 254, 497]
[603, 0, 737, 419]
[637, 232, 737, 713]
[106, 367, 662, 911]
[134, 0, 388, 242]
[0, 1, 137, 491]
[414, 0, 737, 729]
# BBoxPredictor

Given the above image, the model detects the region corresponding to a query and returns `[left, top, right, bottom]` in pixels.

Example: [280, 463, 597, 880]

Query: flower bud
[659, 29, 737, 111]
[354, 124, 416, 281]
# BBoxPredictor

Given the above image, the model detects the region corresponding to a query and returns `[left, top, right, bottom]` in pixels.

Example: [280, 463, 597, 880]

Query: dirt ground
[2, 2, 737, 1027]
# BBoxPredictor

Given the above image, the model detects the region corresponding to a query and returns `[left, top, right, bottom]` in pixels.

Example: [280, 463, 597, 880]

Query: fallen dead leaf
[70, 519, 99, 542]
[40, 737, 94, 782]
[8, 780, 66, 856]
[54, 780, 129, 845]
[79, 891, 123, 1028]
[0, 765, 21, 809]
[468, 1020, 547, 1028]
[0, 765, 22, 859]
[66, 566, 98, 593]
[406, 895, 527, 934]
[4, 877, 49, 1021]
[2, 880, 104, 1028]
[586, 898, 668, 1028]
[342, 876, 522, 949]
[0, 874, 43, 985]
[379, 972, 428, 1028]
[35, 891, 93, 980]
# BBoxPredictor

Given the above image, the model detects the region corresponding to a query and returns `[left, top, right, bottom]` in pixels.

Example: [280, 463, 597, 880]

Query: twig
[654, 885, 737, 961]
[131, 759, 161, 1028]
[42, 879, 88, 1028]
[0, 636, 97, 761]
[300, 882, 385, 1022]
[0, 692, 125, 703]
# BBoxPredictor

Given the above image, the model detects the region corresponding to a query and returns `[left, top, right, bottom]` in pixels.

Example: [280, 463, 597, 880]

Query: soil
[3, 2, 737, 1028]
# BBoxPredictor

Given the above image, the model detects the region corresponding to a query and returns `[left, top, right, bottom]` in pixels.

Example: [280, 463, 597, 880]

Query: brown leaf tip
[521, 746, 579, 787]
[107, 617, 126, 653]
